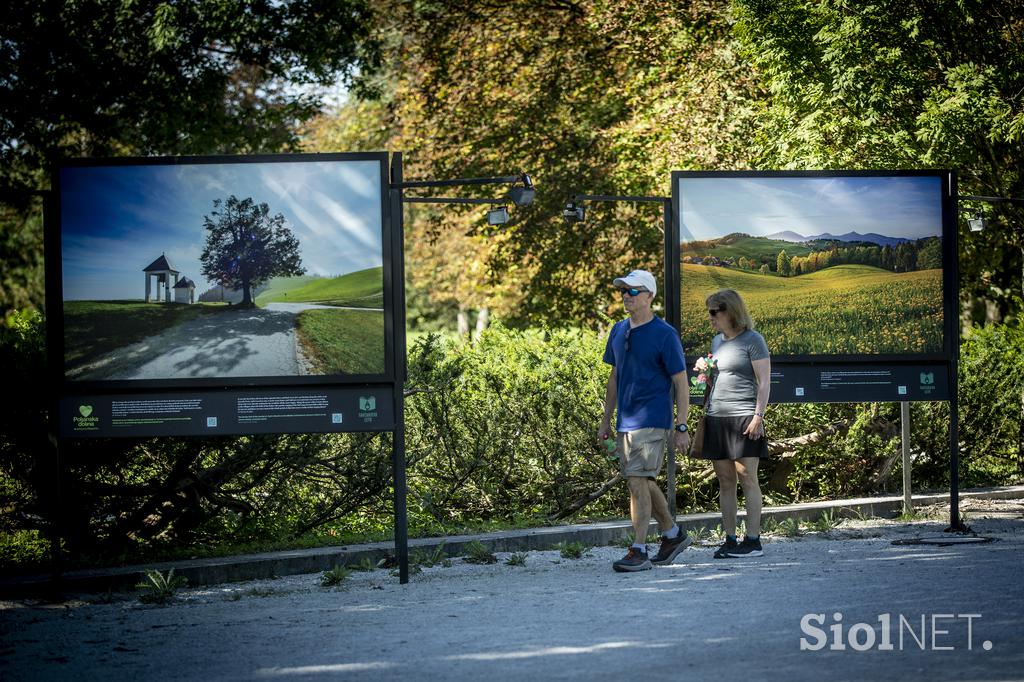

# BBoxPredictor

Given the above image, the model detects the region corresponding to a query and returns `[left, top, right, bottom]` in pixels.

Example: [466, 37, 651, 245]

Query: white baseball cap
[613, 269, 657, 297]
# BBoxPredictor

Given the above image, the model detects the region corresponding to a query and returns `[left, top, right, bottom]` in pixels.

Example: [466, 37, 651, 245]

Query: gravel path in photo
[81, 308, 303, 380]
[2, 511, 1022, 681]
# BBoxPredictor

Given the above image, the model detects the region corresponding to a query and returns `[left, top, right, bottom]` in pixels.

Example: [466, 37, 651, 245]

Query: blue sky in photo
[60, 159, 384, 300]
[678, 175, 943, 242]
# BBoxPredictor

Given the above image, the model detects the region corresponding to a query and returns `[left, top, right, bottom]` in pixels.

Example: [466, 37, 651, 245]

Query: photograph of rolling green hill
[677, 175, 945, 356]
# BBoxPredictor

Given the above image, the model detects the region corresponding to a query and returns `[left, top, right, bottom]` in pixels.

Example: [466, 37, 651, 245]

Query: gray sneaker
[651, 531, 693, 565]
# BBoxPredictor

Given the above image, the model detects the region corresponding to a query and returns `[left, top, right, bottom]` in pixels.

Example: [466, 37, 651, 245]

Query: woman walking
[694, 288, 771, 558]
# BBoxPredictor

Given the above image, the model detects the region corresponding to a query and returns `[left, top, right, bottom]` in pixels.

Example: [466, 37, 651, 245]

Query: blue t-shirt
[603, 316, 686, 431]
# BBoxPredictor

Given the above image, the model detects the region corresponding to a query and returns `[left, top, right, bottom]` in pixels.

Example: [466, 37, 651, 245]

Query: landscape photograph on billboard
[58, 156, 387, 382]
[677, 173, 945, 357]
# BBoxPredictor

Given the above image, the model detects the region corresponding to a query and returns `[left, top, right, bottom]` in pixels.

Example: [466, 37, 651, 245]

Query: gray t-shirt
[707, 329, 770, 417]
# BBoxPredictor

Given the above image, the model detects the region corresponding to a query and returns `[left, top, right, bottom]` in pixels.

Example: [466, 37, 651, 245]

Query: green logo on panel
[920, 372, 934, 385]
[73, 404, 99, 430]
[358, 395, 378, 422]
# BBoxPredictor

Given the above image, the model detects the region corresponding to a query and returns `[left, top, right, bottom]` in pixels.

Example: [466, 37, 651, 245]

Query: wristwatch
[674, 423, 688, 433]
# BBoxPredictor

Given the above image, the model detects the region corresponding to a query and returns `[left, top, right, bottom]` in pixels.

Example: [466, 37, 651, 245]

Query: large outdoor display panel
[47, 152, 399, 437]
[674, 170, 956, 403]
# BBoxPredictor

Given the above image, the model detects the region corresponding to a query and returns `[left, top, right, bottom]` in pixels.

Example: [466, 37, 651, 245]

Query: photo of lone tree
[200, 195, 306, 308]
[58, 158, 386, 381]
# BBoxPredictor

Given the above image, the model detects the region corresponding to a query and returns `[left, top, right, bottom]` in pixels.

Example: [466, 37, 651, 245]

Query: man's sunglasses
[618, 287, 648, 297]
[708, 306, 726, 316]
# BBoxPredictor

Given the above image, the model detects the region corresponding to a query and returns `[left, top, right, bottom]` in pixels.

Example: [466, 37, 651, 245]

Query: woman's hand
[743, 414, 764, 440]
[694, 357, 709, 372]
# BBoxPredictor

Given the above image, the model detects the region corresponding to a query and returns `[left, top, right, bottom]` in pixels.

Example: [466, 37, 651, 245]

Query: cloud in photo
[60, 159, 385, 300]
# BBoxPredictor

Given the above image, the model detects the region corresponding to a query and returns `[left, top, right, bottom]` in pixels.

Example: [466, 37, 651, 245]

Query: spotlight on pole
[487, 205, 510, 225]
[562, 200, 585, 223]
[968, 212, 986, 232]
[507, 174, 536, 207]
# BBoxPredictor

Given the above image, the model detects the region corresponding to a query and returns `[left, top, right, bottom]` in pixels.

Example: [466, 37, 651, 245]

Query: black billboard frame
[43, 151, 413, 582]
[669, 169, 964, 531]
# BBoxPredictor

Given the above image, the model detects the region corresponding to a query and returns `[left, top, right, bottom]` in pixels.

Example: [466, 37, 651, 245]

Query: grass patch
[320, 565, 351, 586]
[257, 267, 383, 308]
[557, 541, 591, 559]
[506, 552, 528, 566]
[136, 568, 187, 604]
[296, 308, 385, 374]
[680, 264, 943, 355]
[410, 541, 451, 569]
[63, 300, 229, 371]
[462, 541, 497, 564]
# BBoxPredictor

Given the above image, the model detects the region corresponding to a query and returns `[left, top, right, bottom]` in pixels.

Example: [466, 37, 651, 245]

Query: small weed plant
[320, 565, 351, 587]
[136, 568, 187, 604]
[505, 552, 528, 567]
[557, 541, 591, 560]
[462, 541, 497, 564]
[411, 541, 451, 568]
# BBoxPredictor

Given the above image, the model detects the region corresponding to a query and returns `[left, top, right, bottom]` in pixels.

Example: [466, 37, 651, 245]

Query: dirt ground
[2, 500, 1022, 681]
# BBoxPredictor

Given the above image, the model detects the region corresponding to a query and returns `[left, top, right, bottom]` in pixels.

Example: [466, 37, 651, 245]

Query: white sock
[664, 524, 680, 539]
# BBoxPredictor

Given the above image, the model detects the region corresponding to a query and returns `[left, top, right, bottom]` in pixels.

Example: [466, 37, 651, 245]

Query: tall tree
[0, 0, 379, 317]
[733, 0, 1024, 322]
[305, 0, 764, 329]
[199, 195, 305, 307]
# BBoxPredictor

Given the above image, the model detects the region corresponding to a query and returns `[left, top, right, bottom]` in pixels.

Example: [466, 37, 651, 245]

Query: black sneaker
[713, 536, 739, 559]
[613, 547, 652, 572]
[725, 537, 764, 558]
[651, 530, 693, 566]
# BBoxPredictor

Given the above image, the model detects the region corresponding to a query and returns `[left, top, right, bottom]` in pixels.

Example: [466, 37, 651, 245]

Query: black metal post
[390, 152, 410, 583]
[664, 198, 679, 518]
[949, 176, 965, 532]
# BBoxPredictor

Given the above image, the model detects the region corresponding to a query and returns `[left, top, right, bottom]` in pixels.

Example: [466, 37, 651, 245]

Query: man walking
[598, 269, 692, 572]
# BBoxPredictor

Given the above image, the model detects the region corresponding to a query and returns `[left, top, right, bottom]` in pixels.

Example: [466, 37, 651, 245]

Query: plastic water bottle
[602, 435, 618, 461]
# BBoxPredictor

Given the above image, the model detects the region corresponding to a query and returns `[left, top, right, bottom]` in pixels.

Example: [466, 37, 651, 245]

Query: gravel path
[2, 512, 1022, 681]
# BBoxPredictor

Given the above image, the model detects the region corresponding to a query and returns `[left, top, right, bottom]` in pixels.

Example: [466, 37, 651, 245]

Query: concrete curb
[4, 485, 1022, 597]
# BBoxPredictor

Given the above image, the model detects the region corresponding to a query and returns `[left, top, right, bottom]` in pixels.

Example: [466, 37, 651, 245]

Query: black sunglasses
[619, 287, 648, 297]
[708, 306, 726, 316]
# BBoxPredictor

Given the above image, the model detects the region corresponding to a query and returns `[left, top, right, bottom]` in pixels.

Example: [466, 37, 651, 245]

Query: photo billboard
[47, 153, 399, 436]
[673, 170, 956, 403]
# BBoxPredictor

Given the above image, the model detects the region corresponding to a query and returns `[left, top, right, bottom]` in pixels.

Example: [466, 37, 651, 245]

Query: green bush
[2, 312, 1022, 572]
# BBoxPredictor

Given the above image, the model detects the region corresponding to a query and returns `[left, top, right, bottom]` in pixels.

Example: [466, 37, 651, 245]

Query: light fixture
[506, 174, 535, 207]
[487, 205, 510, 225]
[968, 212, 986, 232]
[562, 200, 585, 223]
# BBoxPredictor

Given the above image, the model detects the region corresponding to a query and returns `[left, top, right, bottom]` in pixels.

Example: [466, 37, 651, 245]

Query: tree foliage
[732, 0, 1024, 321]
[199, 195, 305, 306]
[0, 0, 380, 318]
[305, 0, 763, 328]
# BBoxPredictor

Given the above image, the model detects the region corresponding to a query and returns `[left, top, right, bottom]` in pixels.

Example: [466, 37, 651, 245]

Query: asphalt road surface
[2, 515, 1022, 681]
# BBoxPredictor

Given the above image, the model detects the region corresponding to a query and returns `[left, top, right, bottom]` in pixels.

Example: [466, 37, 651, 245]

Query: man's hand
[597, 422, 613, 442]
[674, 430, 690, 452]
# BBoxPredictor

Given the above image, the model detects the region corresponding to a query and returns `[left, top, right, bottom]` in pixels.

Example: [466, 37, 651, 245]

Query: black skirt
[699, 415, 769, 461]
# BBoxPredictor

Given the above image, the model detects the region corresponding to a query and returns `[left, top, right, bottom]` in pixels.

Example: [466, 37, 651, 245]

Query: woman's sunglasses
[708, 306, 726, 316]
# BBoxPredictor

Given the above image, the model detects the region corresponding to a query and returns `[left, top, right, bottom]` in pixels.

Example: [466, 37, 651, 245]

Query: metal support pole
[901, 401, 912, 514]
[664, 198, 679, 519]
[390, 152, 410, 583]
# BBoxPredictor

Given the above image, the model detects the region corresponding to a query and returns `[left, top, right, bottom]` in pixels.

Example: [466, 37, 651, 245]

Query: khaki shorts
[616, 427, 668, 479]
